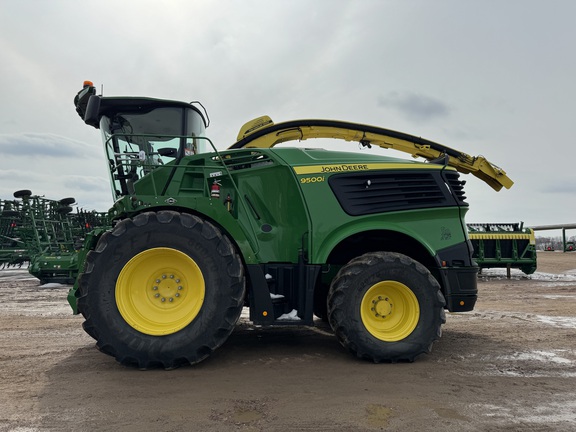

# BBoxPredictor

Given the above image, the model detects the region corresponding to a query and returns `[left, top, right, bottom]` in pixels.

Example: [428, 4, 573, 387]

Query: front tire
[327, 252, 445, 363]
[77, 211, 245, 369]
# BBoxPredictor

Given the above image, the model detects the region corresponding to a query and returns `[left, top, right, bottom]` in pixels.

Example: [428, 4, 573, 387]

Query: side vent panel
[328, 170, 468, 216]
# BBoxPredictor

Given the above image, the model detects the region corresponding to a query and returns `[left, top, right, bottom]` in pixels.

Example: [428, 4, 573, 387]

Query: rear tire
[77, 211, 245, 369]
[327, 251, 445, 363]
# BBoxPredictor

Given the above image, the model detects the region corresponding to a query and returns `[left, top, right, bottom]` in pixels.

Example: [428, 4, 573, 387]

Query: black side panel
[437, 240, 476, 267]
[328, 170, 467, 216]
[440, 267, 478, 312]
[246, 265, 275, 325]
[435, 242, 478, 312]
[246, 263, 321, 326]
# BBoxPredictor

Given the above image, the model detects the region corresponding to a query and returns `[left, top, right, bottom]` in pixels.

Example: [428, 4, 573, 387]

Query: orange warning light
[263, 311, 268, 316]
[459, 301, 465, 306]
[83, 80, 94, 87]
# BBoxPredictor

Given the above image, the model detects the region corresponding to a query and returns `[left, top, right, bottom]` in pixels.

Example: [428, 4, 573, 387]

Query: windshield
[99, 106, 207, 199]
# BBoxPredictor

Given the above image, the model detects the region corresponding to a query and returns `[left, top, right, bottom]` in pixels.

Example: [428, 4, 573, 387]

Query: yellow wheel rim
[360, 280, 420, 342]
[116, 247, 205, 336]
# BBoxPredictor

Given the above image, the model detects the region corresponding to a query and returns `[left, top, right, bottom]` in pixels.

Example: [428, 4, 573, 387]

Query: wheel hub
[372, 296, 392, 317]
[149, 273, 186, 306]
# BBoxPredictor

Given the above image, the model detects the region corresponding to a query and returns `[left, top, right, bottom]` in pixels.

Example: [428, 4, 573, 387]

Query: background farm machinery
[530, 223, 576, 252]
[0, 190, 108, 283]
[0, 197, 27, 266]
[467, 222, 537, 276]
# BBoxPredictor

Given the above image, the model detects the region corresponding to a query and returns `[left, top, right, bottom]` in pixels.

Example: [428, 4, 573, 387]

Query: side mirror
[74, 82, 96, 121]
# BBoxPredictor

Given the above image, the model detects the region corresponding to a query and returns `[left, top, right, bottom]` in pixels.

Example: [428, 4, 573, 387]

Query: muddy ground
[1, 251, 575, 432]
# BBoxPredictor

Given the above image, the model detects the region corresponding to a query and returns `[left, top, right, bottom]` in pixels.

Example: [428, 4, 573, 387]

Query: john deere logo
[441, 227, 452, 240]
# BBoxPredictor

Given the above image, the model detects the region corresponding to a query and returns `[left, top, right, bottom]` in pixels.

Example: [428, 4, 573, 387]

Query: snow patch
[480, 268, 576, 282]
[240, 307, 250, 320]
[39, 283, 68, 289]
[473, 397, 576, 424]
[541, 294, 576, 300]
[497, 349, 573, 365]
[535, 314, 576, 329]
[452, 310, 576, 328]
[0, 268, 37, 281]
[277, 309, 300, 321]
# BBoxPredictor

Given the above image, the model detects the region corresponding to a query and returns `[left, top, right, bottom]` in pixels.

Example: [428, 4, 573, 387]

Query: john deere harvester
[69, 81, 513, 369]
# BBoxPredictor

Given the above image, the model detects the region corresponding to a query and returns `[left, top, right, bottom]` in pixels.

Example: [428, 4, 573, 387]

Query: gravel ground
[1, 251, 575, 431]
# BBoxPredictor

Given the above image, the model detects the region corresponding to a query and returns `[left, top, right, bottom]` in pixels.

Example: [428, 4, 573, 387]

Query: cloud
[0, 1, 575, 224]
[377, 92, 451, 123]
[540, 178, 576, 194]
[61, 175, 109, 192]
[0, 168, 110, 210]
[0, 133, 91, 158]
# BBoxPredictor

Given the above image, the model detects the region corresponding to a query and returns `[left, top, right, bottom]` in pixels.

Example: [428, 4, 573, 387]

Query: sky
[1, 0, 575, 229]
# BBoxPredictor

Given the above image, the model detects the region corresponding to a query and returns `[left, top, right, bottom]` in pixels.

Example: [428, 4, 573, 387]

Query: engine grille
[328, 169, 467, 216]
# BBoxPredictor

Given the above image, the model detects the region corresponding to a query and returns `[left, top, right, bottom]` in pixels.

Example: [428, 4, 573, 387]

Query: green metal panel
[310, 208, 468, 264]
[272, 148, 468, 264]
[230, 164, 308, 263]
[112, 146, 470, 268]
[113, 149, 309, 264]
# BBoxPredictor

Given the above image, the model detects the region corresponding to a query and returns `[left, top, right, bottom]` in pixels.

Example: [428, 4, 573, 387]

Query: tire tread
[327, 251, 445, 363]
[77, 211, 245, 369]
